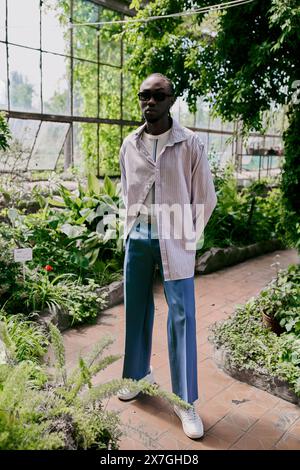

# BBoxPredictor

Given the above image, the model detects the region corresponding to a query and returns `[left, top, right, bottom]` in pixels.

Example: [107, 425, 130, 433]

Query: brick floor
[63, 249, 300, 450]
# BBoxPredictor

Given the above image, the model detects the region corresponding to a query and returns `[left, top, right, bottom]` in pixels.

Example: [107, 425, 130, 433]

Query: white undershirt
[142, 128, 171, 161]
[139, 128, 172, 220]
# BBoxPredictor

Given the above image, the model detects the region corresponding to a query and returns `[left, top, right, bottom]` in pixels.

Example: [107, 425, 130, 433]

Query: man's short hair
[143, 73, 175, 96]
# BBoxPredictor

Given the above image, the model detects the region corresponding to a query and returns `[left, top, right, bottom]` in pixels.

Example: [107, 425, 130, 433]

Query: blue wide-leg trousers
[122, 221, 198, 404]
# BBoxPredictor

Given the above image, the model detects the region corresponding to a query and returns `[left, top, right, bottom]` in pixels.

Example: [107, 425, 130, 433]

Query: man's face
[139, 76, 174, 123]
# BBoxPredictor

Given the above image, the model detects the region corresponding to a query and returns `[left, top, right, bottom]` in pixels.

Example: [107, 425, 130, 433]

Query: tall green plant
[281, 106, 300, 246]
[0, 112, 11, 151]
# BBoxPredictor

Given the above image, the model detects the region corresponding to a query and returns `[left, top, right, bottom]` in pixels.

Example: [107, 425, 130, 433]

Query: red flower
[44, 264, 53, 272]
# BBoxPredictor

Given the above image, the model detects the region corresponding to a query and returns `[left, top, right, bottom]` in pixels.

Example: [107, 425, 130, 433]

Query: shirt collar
[133, 118, 190, 147]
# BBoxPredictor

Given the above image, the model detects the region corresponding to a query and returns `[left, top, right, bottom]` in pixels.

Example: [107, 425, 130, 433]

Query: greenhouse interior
[0, 0, 299, 453]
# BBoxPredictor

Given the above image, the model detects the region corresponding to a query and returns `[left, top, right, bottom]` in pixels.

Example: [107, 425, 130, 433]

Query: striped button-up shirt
[119, 118, 217, 281]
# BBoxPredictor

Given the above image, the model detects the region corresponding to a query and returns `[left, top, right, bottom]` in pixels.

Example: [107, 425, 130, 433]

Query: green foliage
[0, 313, 48, 363]
[199, 163, 287, 253]
[125, 0, 299, 246]
[5, 269, 107, 325]
[0, 320, 188, 450]
[124, 0, 297, 126]
[254, 264, 300, 331]
[46, 175, 124, 277]
[0, 361, 64, 450]
[6, 176, 124, 286]
[0, 323, 122, 450]
[270, 265, 300, 333]
[280, 333, 300, 369]
[281, 106, 300, 247]
[0, 112, 11, 151]
[210, 264, 300, 396]
[0, 224, 21, 299]
[0, 177, 126, 325]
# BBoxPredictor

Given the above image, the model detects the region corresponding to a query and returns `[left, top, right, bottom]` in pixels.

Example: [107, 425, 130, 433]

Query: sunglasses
[137, 91, 173, 102]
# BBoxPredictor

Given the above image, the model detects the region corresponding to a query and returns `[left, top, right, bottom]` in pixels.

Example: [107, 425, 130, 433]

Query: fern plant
[0, 322, 188, 450]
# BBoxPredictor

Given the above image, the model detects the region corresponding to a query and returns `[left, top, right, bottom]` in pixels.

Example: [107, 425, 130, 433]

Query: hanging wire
[1, 0, 255, 30]
[70, 0, 254, 28]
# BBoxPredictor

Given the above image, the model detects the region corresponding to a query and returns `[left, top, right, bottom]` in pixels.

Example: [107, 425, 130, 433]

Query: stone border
[213, 346, 300, 405]
[96, 280, 124, 310]
[38, 240, 283, 332]
[38, 280, 124, 332]
[195, 239, 283, 274]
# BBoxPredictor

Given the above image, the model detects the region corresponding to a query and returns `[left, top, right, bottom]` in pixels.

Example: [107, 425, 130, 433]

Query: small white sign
[14, 248, 33, 263]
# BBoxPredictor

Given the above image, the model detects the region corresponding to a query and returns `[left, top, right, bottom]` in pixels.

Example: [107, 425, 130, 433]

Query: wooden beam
[5, 110, 141, 127]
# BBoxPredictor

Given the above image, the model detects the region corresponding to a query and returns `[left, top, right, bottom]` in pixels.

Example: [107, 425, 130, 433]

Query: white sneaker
[117, 367, 155, 401]
[174, 404, 204, 439]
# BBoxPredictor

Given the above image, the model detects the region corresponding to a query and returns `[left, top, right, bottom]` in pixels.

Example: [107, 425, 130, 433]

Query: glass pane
[73, 59, 98, 117]
[123, 73, 140, 121]
[9, 45, 41, 112]
[123, 23, 134, 66]
[195, 98, 210, 129]
[73, 25, 98, 62]
[208, 133, 223, 163]
[245, 135, 265, 155]
[42, 53, 70, 115]
[8, 0, 40, 49]
[42, 0, 70, 55]
[28, 121, 69, 170]
[0, 118, 40, 171]
[209, 113, 223, 131]
[99, 7, 121, 67]
[178, 98, 195, 127]
[222, 120, 234, 132]
[99, 65, 120, 119]
[99, 124, 121, 176]
[0, 0, 5, 41]
[9, 118, 39, 147]
[73, 0, 98, 61]
[0, 43, 8, 109]
[73, 122, 98, 173]
[271, 136, 284, 156]
[220, 135, 234, 167]
[73, 0, 98, 23]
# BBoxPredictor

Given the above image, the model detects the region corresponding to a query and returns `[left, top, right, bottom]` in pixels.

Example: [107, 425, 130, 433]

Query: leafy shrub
[0, 321, 188, 450]
[0, 312, 48, 363]
[10, 175, 124, 287]
[5, 269, 107, 325]
[0, 224, 21, 299]
[0, 323, 122, 450]
[200, 163, 287, 254]
[210, 264, 300, 396]
[0, 112, 11, 151]
[253, 265, 300, 332]
[281, 106, 300, 248]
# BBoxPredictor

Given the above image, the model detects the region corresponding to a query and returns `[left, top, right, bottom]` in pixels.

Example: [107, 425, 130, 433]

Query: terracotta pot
[262, 312, 284, 336]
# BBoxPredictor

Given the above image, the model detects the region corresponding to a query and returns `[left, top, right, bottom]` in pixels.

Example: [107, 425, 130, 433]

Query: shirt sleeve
[119, 142, 127, 209]
[191, 136, 217, 243]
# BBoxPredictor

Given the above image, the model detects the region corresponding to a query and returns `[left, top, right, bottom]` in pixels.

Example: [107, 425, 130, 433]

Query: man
[118, 73, 217, 439]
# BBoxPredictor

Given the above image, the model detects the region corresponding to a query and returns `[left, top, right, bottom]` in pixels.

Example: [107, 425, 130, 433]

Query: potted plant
[258, 264, 300, 336]
[259, 288, 285, 335]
